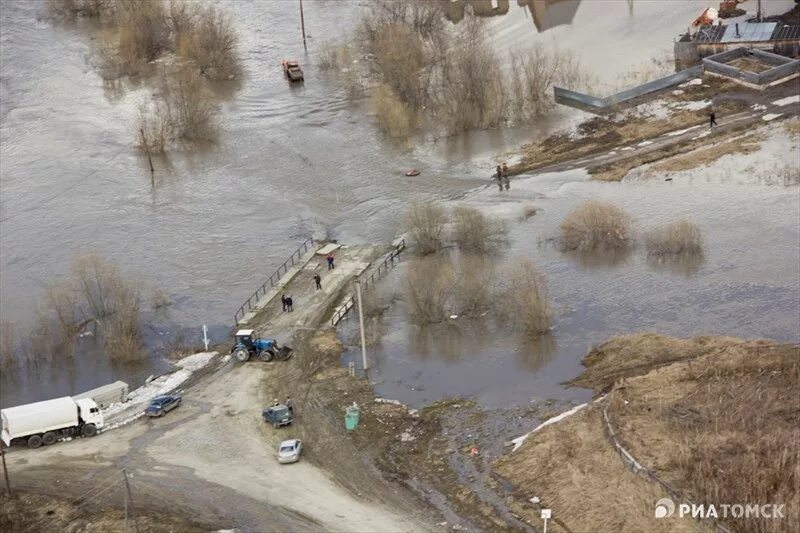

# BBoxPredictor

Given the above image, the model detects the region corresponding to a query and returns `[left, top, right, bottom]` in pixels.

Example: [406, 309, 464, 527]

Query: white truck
[1, 396, 104, 449]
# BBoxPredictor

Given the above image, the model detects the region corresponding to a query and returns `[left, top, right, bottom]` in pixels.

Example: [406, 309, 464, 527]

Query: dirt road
[4, 243, 432, 532]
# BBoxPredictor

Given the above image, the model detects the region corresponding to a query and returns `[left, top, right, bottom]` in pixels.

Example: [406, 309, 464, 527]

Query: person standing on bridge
[709, 110, 717, 128]
[281, 294, 288, 312]
[314, 273, 322, 290]
[286, 296, 294, 312]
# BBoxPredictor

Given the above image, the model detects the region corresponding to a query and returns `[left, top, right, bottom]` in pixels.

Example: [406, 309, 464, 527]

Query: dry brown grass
[406, 202, 447, 255]
[727, 56, 773, 73]
[645, 220, 703, 257]
[451, 206, 507, 254]
[647, 132, 764, 174]
[559, 201, 633, 251]
[403, 257, 455, 323]
[497, 258, 552, 337]
[495, 406, 687, 533]
[499, 334, 799, 532]
[371, 84, 414, 139]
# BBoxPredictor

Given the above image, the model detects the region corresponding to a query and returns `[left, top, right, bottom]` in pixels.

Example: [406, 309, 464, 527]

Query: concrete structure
[703, 47, 800, 89]
[675, 21, 800, 70]
[553, 66, 702, 114]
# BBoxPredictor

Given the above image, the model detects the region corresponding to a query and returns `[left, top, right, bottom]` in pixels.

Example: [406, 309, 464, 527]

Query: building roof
[719, 22, 777, 43]
[772, 25, 800, 41]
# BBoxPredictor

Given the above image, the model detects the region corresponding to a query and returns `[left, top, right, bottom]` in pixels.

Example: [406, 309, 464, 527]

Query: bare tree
[0, 321, 15, 370]
[406, 202, 448, 255]
[453, 255, 494, 317]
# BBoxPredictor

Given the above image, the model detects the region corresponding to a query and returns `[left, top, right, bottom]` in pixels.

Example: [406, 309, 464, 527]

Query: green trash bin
[345, 403, 360, 431]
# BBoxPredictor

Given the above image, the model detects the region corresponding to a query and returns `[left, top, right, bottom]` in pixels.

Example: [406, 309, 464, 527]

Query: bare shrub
[72, 253, 120, 320]
[115, 0, 170, 72]
[176, 5, 239, 80]
[48, 0, 114, 18]
[560, 201, 633, 251]
[151, 287, 173, 309]
[403, 257, 455, 323]
[498, 258, 552, 337]
[165, 0, 197, 36]
[44, 282, 84, 338]
[317, 41, 340, 70]
[438, 21, 507, 132]
[360, 0, 445, 47]
[452, 206, 508, 254]
[645, 220, 703, 256]
[104, 279, 144, 361]
[136, 100, 169, 153]
[406, 202, 447, 255]
[509, 47, 587, 118]
[520, 204, 538, 221]
[372, 24, 429, 111]
[163, 67, 217, 143]
[372, 84, 413, 138]
[453, 255, 494, 317]
[1, 321, 15, 369]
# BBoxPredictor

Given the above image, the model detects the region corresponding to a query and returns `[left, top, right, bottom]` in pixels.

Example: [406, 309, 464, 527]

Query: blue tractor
[231, 329, 292, 363]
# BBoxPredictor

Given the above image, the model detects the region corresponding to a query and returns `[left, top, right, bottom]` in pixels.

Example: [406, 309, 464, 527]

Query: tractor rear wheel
[259, 349, 275, 362]
[42, 432, 57, 445]
[234, 348, 250, 362]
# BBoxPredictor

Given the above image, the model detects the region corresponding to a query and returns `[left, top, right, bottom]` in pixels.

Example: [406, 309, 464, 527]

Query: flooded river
[1, 0, 797, 405]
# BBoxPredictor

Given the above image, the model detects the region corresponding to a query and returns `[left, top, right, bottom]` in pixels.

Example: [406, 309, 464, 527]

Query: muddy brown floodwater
[1, 0, 797, 406]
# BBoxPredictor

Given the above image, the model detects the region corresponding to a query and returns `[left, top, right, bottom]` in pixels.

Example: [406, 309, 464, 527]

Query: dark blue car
[145, 395, 182, 417]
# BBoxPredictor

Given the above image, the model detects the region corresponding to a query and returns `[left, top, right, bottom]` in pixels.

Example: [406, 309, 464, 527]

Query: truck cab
[75, 397, 104, 429]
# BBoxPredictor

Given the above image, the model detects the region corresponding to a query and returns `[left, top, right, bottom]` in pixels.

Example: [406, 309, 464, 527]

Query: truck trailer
[73, 380, 129, 409]
[1, 396, 104, 449]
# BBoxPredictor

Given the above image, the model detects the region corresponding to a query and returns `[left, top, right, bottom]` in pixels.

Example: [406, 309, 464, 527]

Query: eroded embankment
[495, 334, 799, 533]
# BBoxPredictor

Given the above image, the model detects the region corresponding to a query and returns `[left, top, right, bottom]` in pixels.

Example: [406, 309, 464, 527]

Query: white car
[278, 439, 302, 464]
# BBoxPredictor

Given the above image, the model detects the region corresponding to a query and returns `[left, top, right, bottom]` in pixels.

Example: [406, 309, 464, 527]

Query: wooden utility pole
[139, 128, 155, 187]
[1, 446, 11, 497]
[355, 279, 368, 371]
[299, 0, 307, 51]
[122, 469, 140, 533]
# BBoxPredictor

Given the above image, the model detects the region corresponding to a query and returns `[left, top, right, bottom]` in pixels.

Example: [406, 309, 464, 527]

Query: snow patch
[670, 100, 711, 112]
[374, 398, 403, 406]
[620, 146, 635, 151]
[671, 90, 684, 96]
[100, 352, 217, 428]
[637, 140, 653, 147]
[691, 130, 711, 140]
[763, 113, 782, 122]
[751, 103, 767, 112]
[772, 95, 799, 107]
[679, 78, 702, 88]
[666, 125, 701, 137]
[511, 402, 589, 451]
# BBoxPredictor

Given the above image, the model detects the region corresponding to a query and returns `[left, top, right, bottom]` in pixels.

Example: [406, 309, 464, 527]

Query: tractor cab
[232, 329, 284, 363]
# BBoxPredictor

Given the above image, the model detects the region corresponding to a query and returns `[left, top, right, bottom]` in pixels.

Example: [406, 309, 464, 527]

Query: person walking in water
[709, 110, 717, 128]
[281, 294, 288, 312]
[502, 163, 510, 191]
[495, 165, 503, 191]
[313, 273, 322, 290]
[327, 253, 335, 270]
[286, 296, 294, 312]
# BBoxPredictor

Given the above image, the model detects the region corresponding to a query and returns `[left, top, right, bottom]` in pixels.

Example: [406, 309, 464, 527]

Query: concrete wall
[759, 60, 800, 84]
[553, 65, 702, 114]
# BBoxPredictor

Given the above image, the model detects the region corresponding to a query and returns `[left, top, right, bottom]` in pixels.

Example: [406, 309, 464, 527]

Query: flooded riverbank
[2, 0, 797, 406]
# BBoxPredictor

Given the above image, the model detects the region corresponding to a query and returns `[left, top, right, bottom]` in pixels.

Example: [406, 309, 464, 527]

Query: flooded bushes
[24, 254, 149, 362]
[499, 259, 552, 337]
[372, 84, 414, 139]
[404, 257, 456, 323]
[560, 201, 633, 251]
[406, 202, 448, 255]
[452, 206, 508, 254]
[334, 0, 587, 139]
[175, 5, 239, 80]
[645, 220, 703, 256]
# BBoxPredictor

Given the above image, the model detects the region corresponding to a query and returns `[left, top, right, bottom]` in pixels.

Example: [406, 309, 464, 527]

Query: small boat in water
[281, 59, 304, 82]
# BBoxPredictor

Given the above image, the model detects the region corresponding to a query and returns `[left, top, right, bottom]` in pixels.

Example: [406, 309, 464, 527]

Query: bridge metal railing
[330, 238, 405, 327]
[234, 238, 315, 325]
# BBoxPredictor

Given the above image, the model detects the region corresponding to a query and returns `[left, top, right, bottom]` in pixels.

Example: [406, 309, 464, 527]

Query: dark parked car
[145, 395, 182, 417]
[263, 404, 293, 428]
